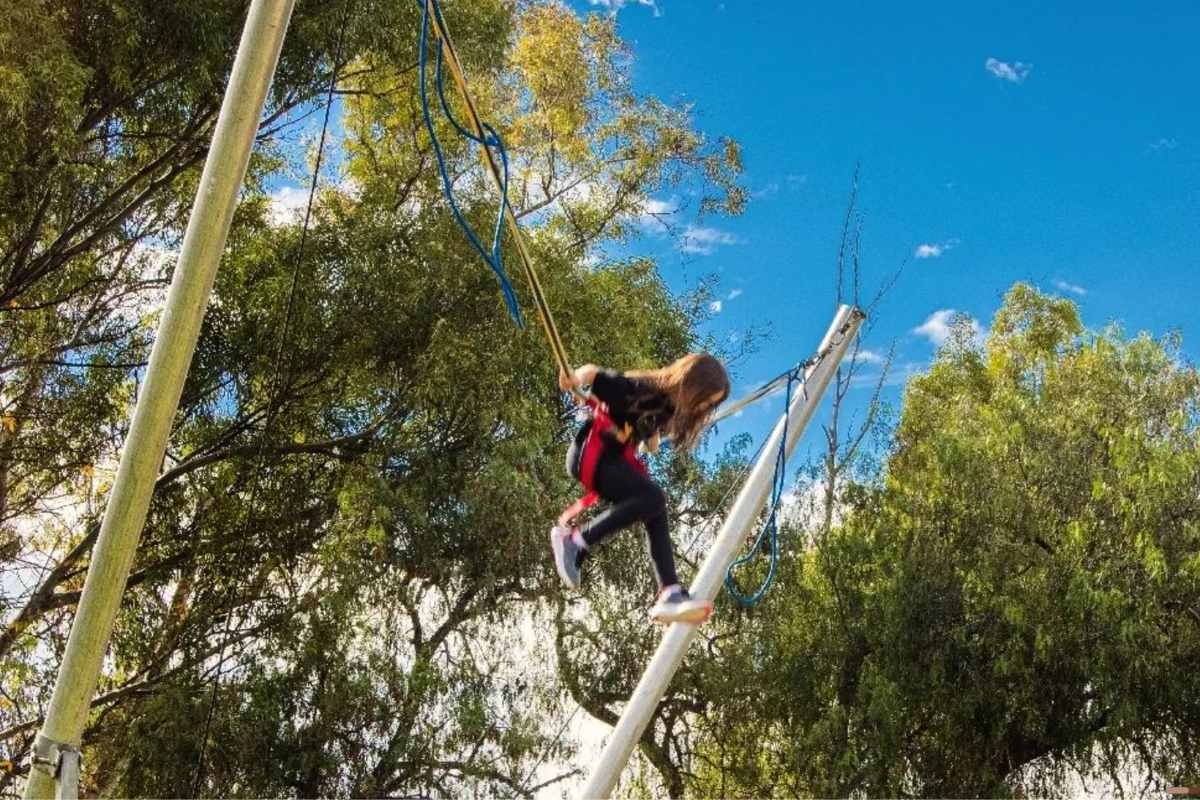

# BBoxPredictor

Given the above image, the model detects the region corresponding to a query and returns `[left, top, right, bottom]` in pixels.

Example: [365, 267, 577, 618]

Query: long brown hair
[627, 352, 730, 451]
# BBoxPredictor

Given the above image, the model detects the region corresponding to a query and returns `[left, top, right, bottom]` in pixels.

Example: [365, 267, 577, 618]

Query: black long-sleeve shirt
[589, 369, 675, 444]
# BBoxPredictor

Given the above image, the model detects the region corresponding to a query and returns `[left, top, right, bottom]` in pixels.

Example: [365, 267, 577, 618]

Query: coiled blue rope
[417, 0, 523, 325]
[723, 368, 799, 606]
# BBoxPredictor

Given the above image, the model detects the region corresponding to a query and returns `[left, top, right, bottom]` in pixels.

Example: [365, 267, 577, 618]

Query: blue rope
[724, 368, 799, 606]
[417, 0, 523, 325]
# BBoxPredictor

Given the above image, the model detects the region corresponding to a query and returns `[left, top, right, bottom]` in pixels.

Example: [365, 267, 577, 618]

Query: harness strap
[560, 396, 647, 527]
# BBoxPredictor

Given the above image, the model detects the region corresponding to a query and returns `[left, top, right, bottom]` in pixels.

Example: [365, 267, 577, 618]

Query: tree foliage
[3, 0, 1197, 797]
[685, 285, 1200, 798]
[0, 0, 741, 795]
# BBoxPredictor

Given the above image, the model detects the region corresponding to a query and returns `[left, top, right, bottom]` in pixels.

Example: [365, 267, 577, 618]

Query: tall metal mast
[23, 2, 297, 795]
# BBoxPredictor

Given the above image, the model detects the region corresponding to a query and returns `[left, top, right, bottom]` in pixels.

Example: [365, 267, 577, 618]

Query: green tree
[0, 1, 743, 795]
[687, 284, 1200, 797]
[0, 0, 381, 666]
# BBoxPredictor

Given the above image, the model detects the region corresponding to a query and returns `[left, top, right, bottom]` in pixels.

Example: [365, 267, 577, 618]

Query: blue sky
[566, 0, 1200, 464]
[265, 0, 1199, 469]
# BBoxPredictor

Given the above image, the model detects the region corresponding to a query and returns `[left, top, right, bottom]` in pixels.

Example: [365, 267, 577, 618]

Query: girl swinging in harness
[552, 353, 730, 624]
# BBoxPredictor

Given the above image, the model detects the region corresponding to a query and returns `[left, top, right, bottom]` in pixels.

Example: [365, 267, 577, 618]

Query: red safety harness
[558, 395, 648, 527]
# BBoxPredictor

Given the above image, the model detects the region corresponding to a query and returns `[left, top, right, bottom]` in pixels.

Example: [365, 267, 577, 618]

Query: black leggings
[567, 437, 679, 590]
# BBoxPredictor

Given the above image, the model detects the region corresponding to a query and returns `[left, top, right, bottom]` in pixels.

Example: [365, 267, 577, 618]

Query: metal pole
[23, 1, 297, 795]
[580, 304, 865, 799]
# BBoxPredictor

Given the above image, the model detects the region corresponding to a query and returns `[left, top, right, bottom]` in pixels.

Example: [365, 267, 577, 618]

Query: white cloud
[708, 300, 723, 314]
[985, 57, 1032, 84]
[630, 197, 739, 255]
[633, 196, 678, 232]
[267, 185, 311, 226]
[680, 224, 739, 255]
[779, 480, 845, 532]
[338, 176, 362, 200]
[913, 309, 983, 346]
[786, 173, 808, 185]
[588, 0, 661, 17]
[1053, 279, 1087, 296]
[751, 181, 780, 199]
[1149, 137, 1179, 152]
[267, 175, 358, 224]
[856, 348, 887, 364]
[913, 310, 956, 345]
[559, 177, 602, 205]
[727, 288, 744, 301]
[641, 197, 676, 216]
[914, 238, 958, 259]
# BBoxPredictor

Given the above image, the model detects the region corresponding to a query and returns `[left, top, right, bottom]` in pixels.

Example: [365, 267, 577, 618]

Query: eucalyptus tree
[686, 285, 1200, 798]
[0, 1, 743, 794]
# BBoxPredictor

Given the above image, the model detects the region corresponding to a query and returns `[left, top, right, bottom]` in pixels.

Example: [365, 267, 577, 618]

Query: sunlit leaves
[688, 284, 1200, 797]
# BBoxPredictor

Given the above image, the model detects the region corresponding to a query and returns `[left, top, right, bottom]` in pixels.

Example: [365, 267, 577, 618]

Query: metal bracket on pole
[29, 735, 80, 800]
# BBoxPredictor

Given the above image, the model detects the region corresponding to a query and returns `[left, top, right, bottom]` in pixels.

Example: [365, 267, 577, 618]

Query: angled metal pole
[580, 304, 865, 799]
[23, 1, 297, 795]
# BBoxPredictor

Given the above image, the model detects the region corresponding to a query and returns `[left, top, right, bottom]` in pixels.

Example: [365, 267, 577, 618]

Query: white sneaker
[550, 525, 584, 590]
[648, 586, 713, 625]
